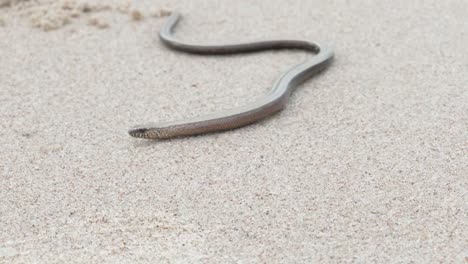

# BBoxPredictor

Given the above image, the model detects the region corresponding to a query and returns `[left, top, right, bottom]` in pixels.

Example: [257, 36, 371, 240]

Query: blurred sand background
[0, 0, 467, 263]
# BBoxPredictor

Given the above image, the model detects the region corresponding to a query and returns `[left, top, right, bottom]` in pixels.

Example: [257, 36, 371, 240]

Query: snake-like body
[129, 13, 334, 139]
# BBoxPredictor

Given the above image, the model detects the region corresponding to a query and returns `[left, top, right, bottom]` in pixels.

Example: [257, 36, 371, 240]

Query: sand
[0, 0, 467, 263]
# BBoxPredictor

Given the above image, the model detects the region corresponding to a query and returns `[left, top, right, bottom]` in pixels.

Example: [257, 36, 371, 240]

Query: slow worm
[129, 12, 334, 139]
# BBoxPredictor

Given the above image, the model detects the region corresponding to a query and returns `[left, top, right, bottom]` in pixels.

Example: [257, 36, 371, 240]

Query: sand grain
[0, 0, 170, 31]
[0, 1, 466, 263]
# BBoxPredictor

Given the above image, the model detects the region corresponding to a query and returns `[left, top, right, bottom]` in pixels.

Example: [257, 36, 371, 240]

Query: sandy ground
[0, 0, 467, 263]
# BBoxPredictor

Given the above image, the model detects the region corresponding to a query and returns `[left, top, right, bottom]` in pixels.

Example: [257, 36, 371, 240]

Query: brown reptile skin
[128, 12, 334, 139]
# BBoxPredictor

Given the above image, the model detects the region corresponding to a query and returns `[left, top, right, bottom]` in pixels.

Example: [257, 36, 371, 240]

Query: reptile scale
[129, 12, 334, 139]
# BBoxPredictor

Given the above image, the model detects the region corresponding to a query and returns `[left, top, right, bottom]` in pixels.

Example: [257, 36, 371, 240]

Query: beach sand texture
[1, 0, 467, 263]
